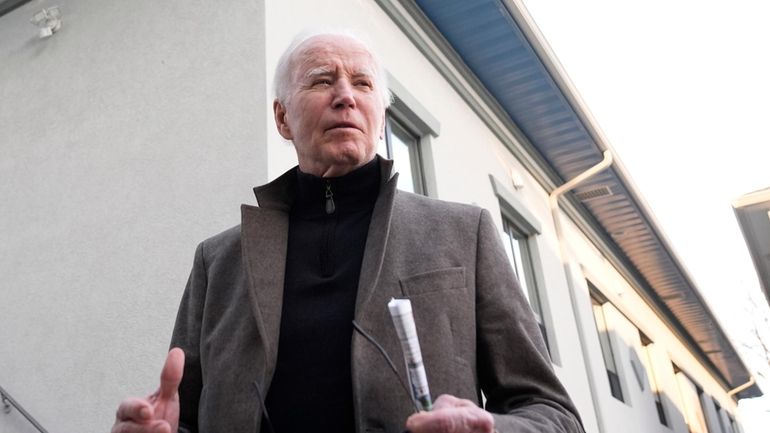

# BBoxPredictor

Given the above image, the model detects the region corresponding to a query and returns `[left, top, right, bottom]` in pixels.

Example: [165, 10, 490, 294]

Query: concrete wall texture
[1, 0, 266, 431]
[0, 0, 745, 432]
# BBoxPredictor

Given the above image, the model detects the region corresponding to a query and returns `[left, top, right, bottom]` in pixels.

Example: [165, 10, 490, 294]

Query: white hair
[273, 29, 392, 108]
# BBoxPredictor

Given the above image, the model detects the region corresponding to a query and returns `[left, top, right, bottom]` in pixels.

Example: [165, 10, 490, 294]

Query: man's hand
[406, 394, 495, 433]
[112, 348, 185, 433]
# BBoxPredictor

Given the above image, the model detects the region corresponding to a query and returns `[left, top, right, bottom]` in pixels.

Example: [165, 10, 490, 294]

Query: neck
[298, 155, 377, 178]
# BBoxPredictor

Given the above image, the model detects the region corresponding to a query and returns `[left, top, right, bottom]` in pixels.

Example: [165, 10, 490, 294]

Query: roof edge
[501, 0, 759, 397]
[733, 187, 770, 209]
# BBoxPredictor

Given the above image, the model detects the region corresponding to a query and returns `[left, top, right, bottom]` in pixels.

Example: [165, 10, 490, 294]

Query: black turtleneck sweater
[264, 158, 381, 433]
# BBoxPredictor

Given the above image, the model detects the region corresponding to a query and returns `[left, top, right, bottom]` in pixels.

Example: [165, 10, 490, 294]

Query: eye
[354, 79, 373, 89]
[313, 78, 332, 87]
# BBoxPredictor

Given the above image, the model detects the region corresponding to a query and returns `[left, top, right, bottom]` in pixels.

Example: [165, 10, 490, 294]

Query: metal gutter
[550, 150, 614, 433]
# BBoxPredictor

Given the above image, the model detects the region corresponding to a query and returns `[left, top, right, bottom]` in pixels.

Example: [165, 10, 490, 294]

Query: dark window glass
[501, 218, 549, 352]
[713, 399, 728, 433]
[378, 115, 425, 194]
[590, 293, 624, 401]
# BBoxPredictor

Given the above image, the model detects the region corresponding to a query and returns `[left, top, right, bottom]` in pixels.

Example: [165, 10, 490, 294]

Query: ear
[273, 99, 293, 140]
[378, 111, 386, 140]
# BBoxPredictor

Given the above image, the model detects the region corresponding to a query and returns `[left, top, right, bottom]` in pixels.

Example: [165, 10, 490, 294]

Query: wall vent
[575, 185, 613, 201]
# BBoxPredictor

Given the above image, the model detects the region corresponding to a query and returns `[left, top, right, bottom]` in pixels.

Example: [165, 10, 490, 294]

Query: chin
[328, 144, 374, 166]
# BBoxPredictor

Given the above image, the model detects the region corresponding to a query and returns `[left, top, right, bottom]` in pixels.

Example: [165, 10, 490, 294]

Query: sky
[519, 0, 770, 431]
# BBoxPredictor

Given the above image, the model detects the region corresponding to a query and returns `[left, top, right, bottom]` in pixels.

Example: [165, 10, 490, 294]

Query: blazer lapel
[241, 204, 288, 382]
[354, 161, 399, 318]
[240, 167, 296, 383]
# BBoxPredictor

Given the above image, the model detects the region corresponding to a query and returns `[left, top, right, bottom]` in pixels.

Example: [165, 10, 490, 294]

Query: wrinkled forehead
[290, 35, 378, 80]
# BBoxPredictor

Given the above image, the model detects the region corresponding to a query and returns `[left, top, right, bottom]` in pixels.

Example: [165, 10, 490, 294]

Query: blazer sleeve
[170, 242, 207, 433]
[474, 209, 584, 433]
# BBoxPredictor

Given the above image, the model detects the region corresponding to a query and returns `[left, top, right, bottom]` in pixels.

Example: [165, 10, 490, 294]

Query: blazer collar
[242, 156, 398, 378]
[253, 156, 397, 210]
[252, 165, 297, 212]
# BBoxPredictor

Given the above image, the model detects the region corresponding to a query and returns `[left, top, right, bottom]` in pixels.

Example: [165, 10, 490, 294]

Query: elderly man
[112, 31, 583, 433]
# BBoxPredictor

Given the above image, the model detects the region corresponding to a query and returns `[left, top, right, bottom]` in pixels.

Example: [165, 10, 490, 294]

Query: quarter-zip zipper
[321, 180, 336, 277]
[325, 180, 336, 215]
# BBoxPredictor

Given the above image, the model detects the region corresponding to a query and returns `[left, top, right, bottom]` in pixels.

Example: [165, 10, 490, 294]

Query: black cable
[253, 380, 275, 433]
[352, 320, 420, 413]
[252, 321, 418, 433]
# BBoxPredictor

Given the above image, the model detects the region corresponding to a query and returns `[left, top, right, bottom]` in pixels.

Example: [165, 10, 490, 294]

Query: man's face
[274, 35, 386, 177]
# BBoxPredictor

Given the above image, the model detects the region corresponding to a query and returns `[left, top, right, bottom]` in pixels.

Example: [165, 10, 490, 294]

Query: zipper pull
[325, 181, 336, 214]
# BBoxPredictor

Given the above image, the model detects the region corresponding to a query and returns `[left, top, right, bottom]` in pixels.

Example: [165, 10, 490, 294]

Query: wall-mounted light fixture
[509, 168, 525, 191]
[30, 6, 61, 38]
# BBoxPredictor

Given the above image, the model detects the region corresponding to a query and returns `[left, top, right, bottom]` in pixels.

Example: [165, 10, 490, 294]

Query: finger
[112, 419, 169, 433]
[158, 348, 185, 400]
[406, 406, 494, 433]
[115, 397, 153, 422]
[151, 420, 172, 433]
[432, 394, 477, 410]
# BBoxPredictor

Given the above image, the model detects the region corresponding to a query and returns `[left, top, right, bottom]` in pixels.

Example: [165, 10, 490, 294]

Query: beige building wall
[563, 213, 743, 433]
[1, 0, 267, 432]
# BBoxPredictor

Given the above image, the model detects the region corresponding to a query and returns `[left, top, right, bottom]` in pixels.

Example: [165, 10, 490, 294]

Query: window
[640, 332, 669, 426]
[697, 387, 717, 433]
[378, 114, 425, 194]
[712, 399, 729, 433]
[488, 174, 556, 361]
[378, 72, 440, 196]
[590, 289, 624, 401]
[501, 217, 547, 347]
[674, 365, 710, 433]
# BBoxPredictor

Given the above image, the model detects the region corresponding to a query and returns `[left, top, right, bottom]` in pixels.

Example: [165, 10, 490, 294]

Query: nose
[331, 79, 356, 109]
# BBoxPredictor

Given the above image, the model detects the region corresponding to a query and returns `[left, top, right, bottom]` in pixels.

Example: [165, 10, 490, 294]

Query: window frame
[382, 72, 440, 197]
[674, 365, 711, 433]
[640, 332, 670, 426]
[501, 218, 547, 342]
[382, 113, 426, 195]
[489, 175, 558, 364]
[589, 287, 625, 402]
[712, 398, 729, 433]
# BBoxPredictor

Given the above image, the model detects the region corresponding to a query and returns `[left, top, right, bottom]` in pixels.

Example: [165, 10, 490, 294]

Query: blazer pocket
[399, 266, 465, 296]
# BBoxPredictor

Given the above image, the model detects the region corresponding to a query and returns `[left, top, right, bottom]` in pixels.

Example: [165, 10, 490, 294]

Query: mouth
[326, 121, 360, 132]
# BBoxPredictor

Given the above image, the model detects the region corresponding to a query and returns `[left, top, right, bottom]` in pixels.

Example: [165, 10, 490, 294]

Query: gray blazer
[171, 158, 583, 433]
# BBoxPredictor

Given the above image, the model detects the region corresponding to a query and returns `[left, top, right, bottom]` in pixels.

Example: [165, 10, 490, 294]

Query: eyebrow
[351, 68, 375, 80]
[302, 66, 376, 80]
[304, 67, 334, 79]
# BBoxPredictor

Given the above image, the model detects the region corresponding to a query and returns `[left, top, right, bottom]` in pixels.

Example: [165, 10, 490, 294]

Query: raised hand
[406, 394, 495, 433]
[112, 348, 185, 433]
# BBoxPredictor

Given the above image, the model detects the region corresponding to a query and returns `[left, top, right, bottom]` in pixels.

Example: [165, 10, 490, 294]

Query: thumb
[158, 347, 185, 400]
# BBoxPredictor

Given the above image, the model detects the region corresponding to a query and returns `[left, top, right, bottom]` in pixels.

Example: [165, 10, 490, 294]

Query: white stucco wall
[1, 1, 267, 432]
[563, 213, 743, 433]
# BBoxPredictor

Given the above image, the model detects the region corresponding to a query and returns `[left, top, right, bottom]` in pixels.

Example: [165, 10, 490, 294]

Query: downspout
[548, 150, 613, 433]
[727, 376, 755, 398]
